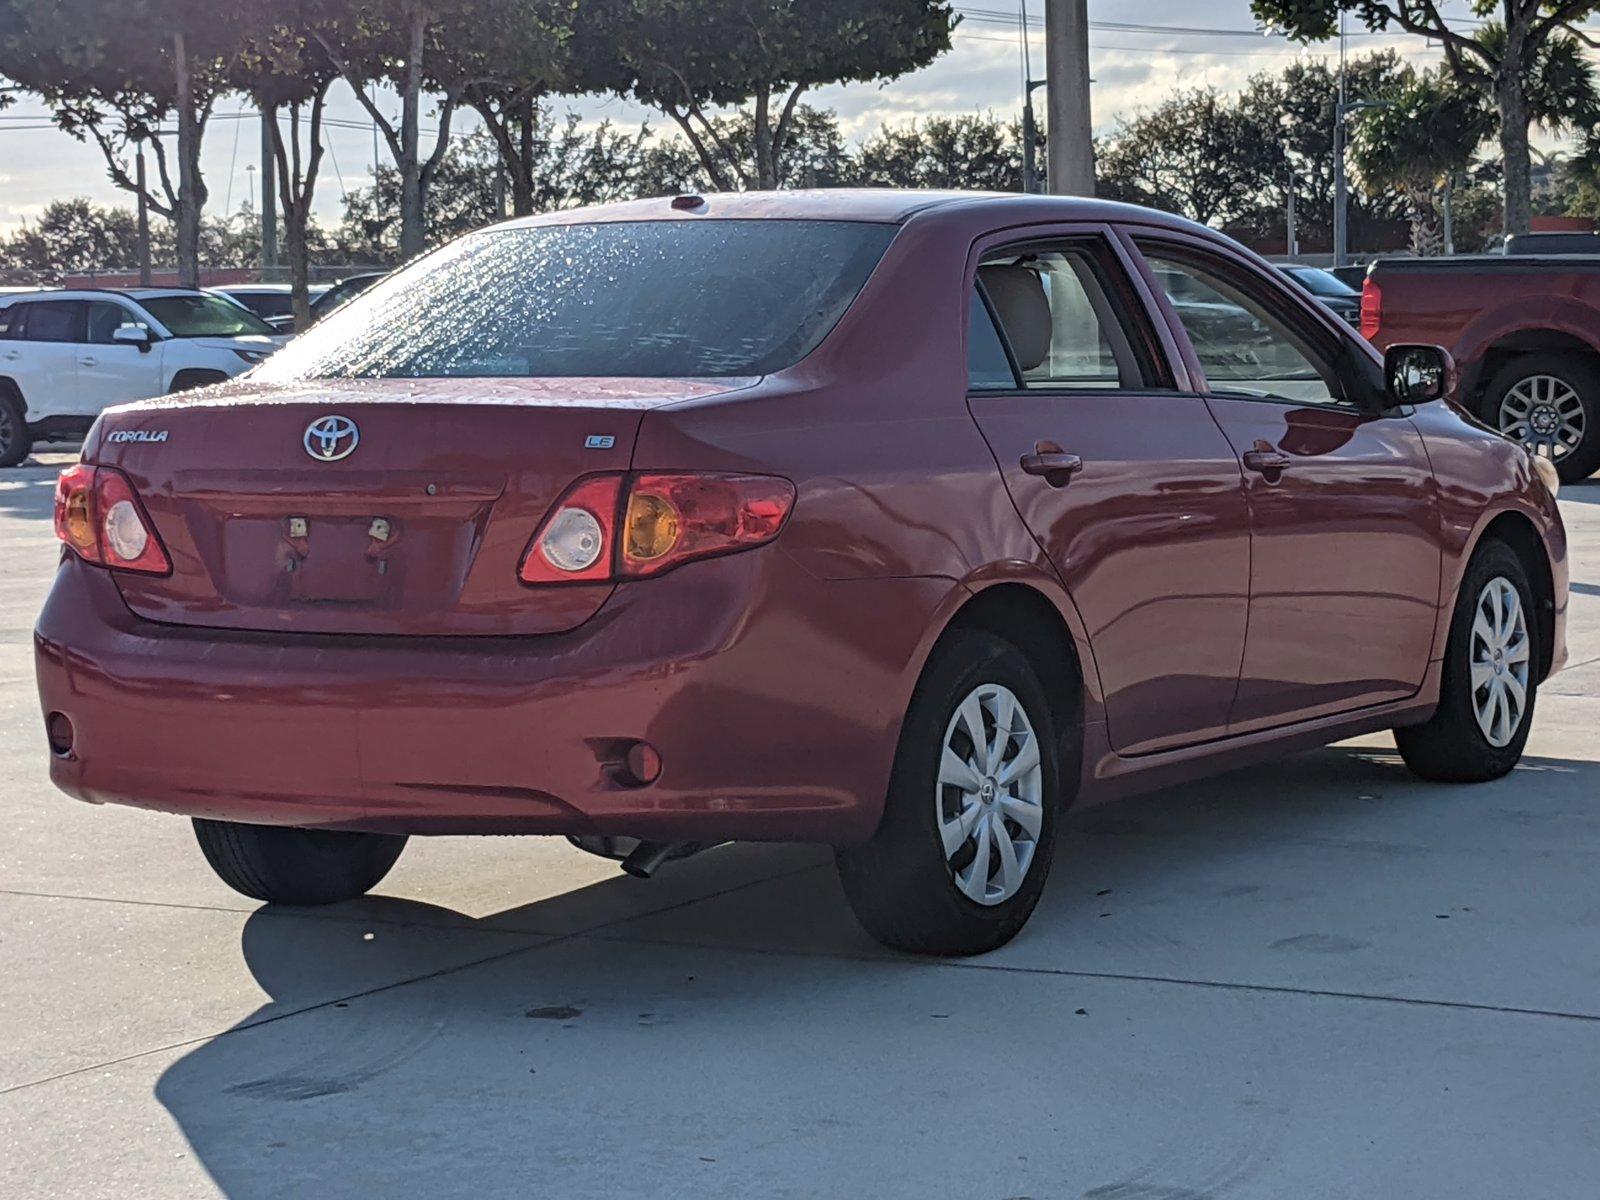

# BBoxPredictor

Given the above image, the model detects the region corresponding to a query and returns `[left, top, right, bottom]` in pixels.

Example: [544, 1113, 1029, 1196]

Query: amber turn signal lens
[624, 490, 681, 562]
[54, 464, 99, 558]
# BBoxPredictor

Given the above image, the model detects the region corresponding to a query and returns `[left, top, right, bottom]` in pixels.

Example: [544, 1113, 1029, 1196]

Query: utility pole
[1044, 0, 1094, 196]
[1286, 183, 1297, 258]
[1333, 13, 1349, 267]
[135, 142, 152, 286]
[260, 109, 278, 281]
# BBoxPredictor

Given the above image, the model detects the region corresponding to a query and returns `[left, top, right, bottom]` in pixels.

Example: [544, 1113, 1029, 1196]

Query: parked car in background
[210, 283, 331, 334]
[1365, 256, 1600, 482]
[0, 288, 285, 465]
[37, 193, 1567, 955]
[1277, 264, 1361, 325]
[308, 272, 387, 324]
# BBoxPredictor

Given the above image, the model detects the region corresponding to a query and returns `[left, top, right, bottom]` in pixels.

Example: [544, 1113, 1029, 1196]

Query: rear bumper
[35, 553, 950, 843]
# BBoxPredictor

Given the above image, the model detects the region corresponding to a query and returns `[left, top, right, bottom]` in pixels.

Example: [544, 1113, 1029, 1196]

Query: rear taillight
[1360, 277, 1382, 341]
[519, 472, 794, 585]
[53, 464, 171, 575]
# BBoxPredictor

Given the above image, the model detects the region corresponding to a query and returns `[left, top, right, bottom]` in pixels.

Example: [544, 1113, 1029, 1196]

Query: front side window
[139, 294, 276, 338]
[1141, 247, 1342, 406]
[255, 220, 897, 382]
[975, 244, 1145, 390]
[13, 301, 82, 343]
[86, 301, 145, 344]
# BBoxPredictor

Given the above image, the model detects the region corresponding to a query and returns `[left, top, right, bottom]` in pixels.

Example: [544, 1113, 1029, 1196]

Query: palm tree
[1349, 68, 1491, 256]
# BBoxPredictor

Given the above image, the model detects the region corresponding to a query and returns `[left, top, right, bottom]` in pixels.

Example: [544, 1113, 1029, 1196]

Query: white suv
[0, 288, 286, 465]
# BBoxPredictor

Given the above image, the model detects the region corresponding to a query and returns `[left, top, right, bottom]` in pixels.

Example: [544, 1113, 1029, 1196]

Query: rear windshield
[255, 220, 896, 381]
[144, 294, 277, 338]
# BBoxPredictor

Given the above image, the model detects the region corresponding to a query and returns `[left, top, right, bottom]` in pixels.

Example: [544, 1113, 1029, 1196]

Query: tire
[1482, 353, 1600, 484]
[0, 391, 33, 467]
[192, 818, 407, 905]
[836, 630, 1063, 956]
[1395, 538, 1539, 783]
[168, 369, 230, 394]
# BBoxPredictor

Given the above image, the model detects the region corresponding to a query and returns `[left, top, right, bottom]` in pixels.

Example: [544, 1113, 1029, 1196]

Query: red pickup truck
[1364, 256, 1600, 482]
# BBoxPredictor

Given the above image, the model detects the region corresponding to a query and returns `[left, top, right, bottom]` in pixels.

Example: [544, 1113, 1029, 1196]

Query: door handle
[1020, 442, 1084, 487]
[0, 351, 18, 361]
[1242, 448, 1291, 474]
[78, 356, 97, 367]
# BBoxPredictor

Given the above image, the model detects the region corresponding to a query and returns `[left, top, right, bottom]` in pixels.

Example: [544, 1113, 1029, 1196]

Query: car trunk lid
[94, 376, 753, 636]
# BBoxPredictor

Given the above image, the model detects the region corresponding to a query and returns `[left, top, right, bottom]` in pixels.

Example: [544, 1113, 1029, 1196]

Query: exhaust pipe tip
[619, 841, 677, 880]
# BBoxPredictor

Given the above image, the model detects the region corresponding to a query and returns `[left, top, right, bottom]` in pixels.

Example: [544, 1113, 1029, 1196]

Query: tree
[233, 8, 342, 324]
[311, 0, 572, 258]
[0, 199, 147, 278]
[1237, 51, 1409, 246]
[0, 0, 246, 285]
[1348, 67, 1492, 254]
[1099, 89, 1285, 228]
[1251, 0, 1600, 236]
[336, 119, 701, 258]
[591, 0, 955, 190]
[854, 112, 1025, 191]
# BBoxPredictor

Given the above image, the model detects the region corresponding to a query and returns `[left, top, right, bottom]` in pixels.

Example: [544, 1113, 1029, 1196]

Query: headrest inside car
[978, 264, 1051, 372]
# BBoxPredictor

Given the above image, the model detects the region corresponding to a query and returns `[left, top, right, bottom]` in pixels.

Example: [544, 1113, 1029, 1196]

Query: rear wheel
[0, 391, 33, 467]
[1395, 539, 1538, 783]
[1484, 353, 1600, 483]
[192, 818, 407, 905]
[836, 630, 1062, 956]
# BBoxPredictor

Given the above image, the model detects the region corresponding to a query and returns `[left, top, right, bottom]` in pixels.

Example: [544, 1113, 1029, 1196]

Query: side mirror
[1384, 343, 1456, 408]
[112, 325, 153, 353]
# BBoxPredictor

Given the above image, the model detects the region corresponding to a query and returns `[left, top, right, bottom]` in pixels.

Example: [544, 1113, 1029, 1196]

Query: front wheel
[836, 630, 1062, 956]
[192, 818, 407, 905]
[1395, 539, 1539, 783]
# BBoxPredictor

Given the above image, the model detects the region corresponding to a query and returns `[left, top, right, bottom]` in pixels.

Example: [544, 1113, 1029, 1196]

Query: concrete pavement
[2, 454, 1598, 1199]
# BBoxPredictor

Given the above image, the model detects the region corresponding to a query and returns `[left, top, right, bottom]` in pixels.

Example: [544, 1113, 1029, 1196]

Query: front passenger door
[965, 233, 1251, 756]
[80, 300, 164, 408]
[1135, 239, 1441, 731]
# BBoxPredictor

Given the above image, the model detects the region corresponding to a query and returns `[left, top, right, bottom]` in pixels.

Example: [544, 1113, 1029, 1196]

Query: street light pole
[1333, 98, 1387, 268]
[1022, 78, 1048, 194]
[1045, 0, 1094, 196]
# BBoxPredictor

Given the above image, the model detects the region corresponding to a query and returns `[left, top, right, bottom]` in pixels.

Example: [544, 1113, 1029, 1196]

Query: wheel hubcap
[936, 683, 1044, 906]
[1470, 576, 1531, 749]
[1499, 375, 1586, 462]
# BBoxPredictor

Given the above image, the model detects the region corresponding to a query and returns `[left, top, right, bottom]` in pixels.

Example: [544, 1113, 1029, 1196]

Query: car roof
[495, 188, 1204, 233]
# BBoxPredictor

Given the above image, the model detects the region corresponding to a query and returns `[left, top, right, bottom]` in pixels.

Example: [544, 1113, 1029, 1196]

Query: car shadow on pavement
[149, 743, 1600, 1199]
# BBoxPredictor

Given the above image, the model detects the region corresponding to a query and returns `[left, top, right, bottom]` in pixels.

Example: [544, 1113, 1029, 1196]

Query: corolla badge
[303, 414, 359, 462]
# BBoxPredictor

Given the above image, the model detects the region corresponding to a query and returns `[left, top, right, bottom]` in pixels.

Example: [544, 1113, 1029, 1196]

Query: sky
[0, 0, 1556, 238]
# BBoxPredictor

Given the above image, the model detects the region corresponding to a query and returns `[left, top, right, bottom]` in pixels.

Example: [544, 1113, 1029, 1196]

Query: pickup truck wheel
[835, 630, 1060, 956]
[192, 818, 407, 905]
[1395, 539, 1537, 783]
[0, 391, 33, 467]
[1485, 354, 1600, 483]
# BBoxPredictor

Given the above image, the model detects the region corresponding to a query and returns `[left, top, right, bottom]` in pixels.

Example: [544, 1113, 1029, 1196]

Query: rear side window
[976, 244, 1148, 390]
[968, 290, 1016, 389]
[12, 301, 83, 343]
[254, 220, 897, 381]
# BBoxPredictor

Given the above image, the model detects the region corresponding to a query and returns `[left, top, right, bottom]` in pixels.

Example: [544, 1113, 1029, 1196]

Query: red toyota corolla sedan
[35, 192, 1569, 955]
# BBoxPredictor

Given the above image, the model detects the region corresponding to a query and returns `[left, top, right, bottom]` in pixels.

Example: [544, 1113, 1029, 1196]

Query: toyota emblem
[303, 414, 359, 462]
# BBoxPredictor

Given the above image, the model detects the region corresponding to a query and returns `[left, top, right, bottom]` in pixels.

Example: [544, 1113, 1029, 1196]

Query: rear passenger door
[965, 228, 1251, 755]
[1132, 235, 1440, 730]
[0, 300, 84, 419]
